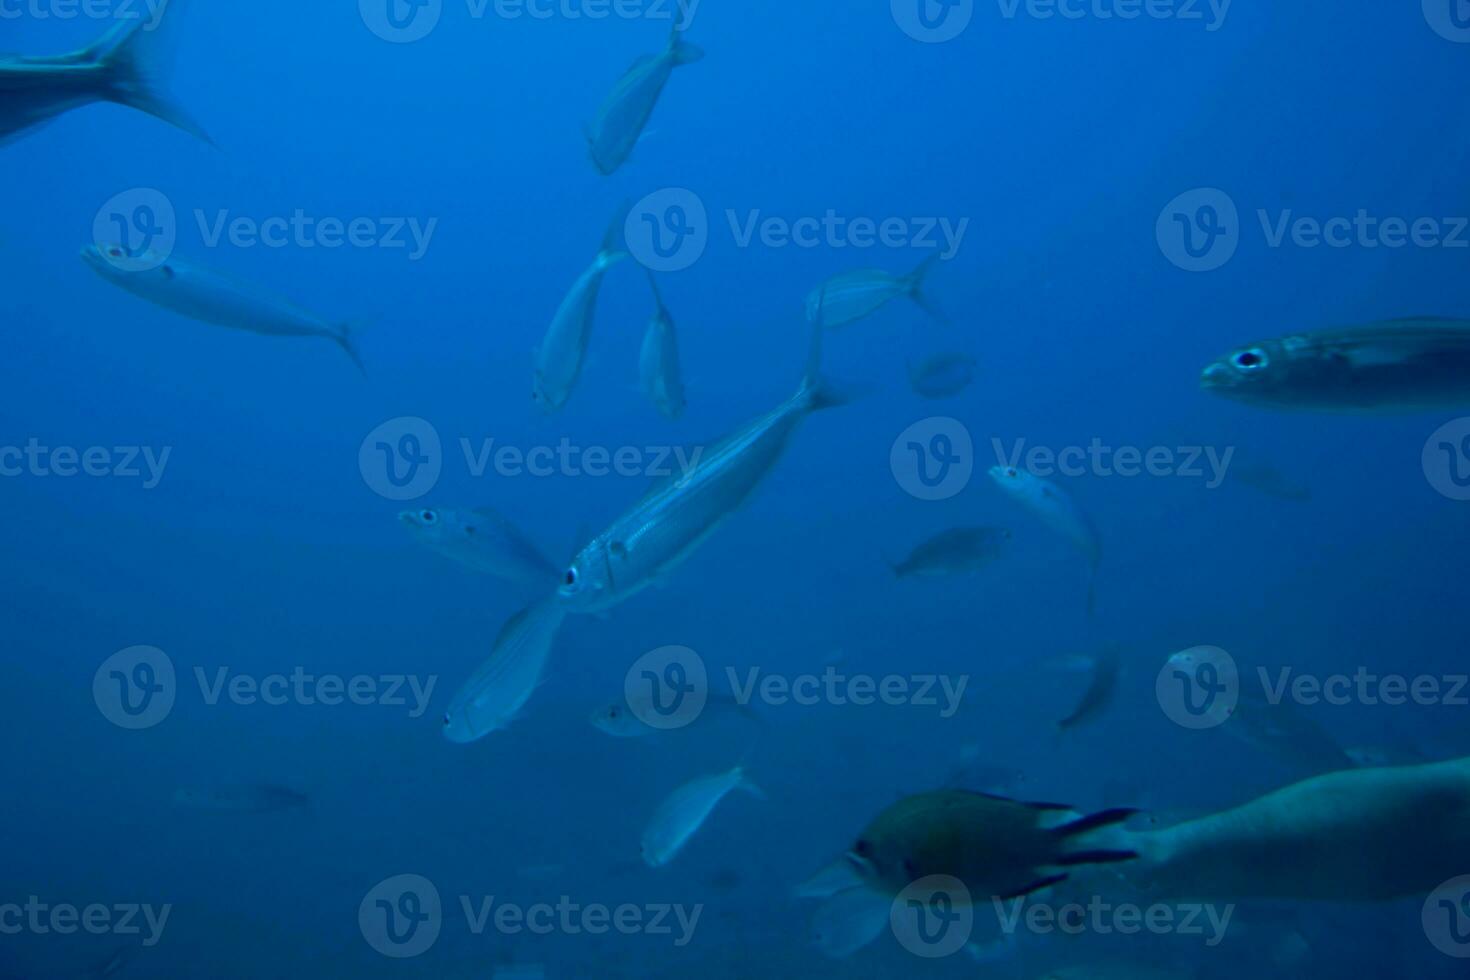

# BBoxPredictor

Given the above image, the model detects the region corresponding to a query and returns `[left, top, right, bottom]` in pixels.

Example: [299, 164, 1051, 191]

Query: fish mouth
[1199, 363, 1234, 390]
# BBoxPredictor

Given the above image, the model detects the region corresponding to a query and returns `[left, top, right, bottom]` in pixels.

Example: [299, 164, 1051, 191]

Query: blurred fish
[443, 598, 567, 744]
[1200, 318, 1470, 412]
[639, 270, 686, 420]
[172, 785, 310, 813]
[641, 765, 764, 867]
[989, 466, 1101, 614]
[889, 526, 1010, 579]
[81, 246, 366, 373]
[0, 0, 209, 147]
[1230, 461, 1312, 502]
[1346, 742, 1430, 768]
[533, 209, 629, 412]
[805, 253, 944, 328]
[907, 352, 976, 399]
[945, 744, 1025, 794]
[560, 307, 853, 614]
[589, 689, 758, 737]
[1056, 644, 1121, 731]
[399, 507, 557, 585]
[586, 24, 704, 175]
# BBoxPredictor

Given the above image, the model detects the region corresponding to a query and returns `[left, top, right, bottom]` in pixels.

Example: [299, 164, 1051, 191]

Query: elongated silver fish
[81, 246, 366, 372]
[590, 689, 758, 738]
[399, 506, 557, 585]
[586, 24, 704, 175]
[0, 0, 209, 147]
[533, 210, 628, 412]
[889, 526, 1010, 579]
[804, 253, 944, 328]
[907, 351, 976, 399]
[443, 598, 567, 744]
[641, 765, 764, 867]
[559, 315, 850, 614]
[1056, 644, 1121, 731]
[639, 270, 686, 420]
[1200, 318, 1470, 413]
[988, 466, 1101, 615]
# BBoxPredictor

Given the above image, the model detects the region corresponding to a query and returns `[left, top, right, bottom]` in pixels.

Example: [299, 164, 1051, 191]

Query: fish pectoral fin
[998, 873, 1069, 900]
[1053, 849, 1139, 867]
[810, 887, 891, 959]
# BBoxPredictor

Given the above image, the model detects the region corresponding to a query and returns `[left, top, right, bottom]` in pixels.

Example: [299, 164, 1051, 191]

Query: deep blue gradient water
[5, 1, 1470, 976]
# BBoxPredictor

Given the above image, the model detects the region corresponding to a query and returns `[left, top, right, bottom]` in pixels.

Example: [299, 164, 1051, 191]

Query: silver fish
[1230, 462, 1312, 502]
[907, 351, 977, 399]
[533, 210, 628, 412]
[172, 784, 309, 813]
[443, 598, 567, 743]
[641, 765, 763, 867]
[1056, 644, 1121, 731]
[586, 24, 704, 176]
[639, 270, 686, 420]
[399, 506, 557, 585]
[81, 246, 365, 372]
[889, 526, 1011, 579]
[590, 689, 758, 738]
[988, 465, 1101, 615]
[1223, 685, 1355, 775]
[559, 312, 850, 614]
[804, 253, 944, 328]
[0, 0, 209, 147]
[1200, 318, 1470, 413]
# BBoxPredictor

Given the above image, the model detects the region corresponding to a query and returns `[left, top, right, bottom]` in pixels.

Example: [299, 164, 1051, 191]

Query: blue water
[5, 0, 1470, 975]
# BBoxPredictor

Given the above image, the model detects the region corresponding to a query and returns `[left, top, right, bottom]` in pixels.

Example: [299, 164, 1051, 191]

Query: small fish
[0, 0, 209, 147]
[560, 304, 852, 614]
[1345, 743, 1430, 768]
[944, 745, 1025, 794]
[172, 785, 310, 813]
[1231, 462, 1312, 502]
[988, 466, 1101, 615]
[1056, 644, 1121, 731]
[639, 270, 686, 420]
[1200, 318, 1470, 413]
[81, 246, 365, 373]
[804, 253, 944, 328]
[586, 24, 704, 176]
[889, 526, 1011, 579]
[399, 507, 557, 585]
[443, 598, 567, 744]
[641, 765, 764, 867]
[533, 209, 628, 412]
[907, 352, 977, 400]
[589, 689, 758, 738]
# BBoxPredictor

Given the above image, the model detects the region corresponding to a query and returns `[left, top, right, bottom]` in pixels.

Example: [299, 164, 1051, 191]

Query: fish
[589, 688, 759, 737]
[988, 466, 1101, 615]
[1056, 644, 1121, 731]
[585, 24, 704, 176]
[888, 526, 1011, 579]
[799, 790, 1137, 956]
[533, 209, 628, 412]
[1230, 461, 1312, 501]
[639, 270, 686, 420]
[1346, 742, 1430, 768]
[1194, 669, 1356, 775]
[81, 246, 366, 373]
[943, 745, 1025, 794]
[172, 784, 310, 813]
[804, 253, 944, 328]
[442, 598, 567, 744]
[398, 506, 557, 585]
[641, 765, 764, 867]
[0, 0, 209, 147]
[559, 303, 852, 614]
[1200, 318, 1470, 413]
[907, 352, 977, 399]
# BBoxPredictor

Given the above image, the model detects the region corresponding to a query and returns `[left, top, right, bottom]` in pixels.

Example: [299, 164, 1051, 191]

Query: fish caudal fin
[800, 290, 864, 413]
[336, 322, 369, 376]
[668, 21, 705, 65]
[98, 0, 212, 145]
[904, 251, 948, 324]
[1050, 807, 1140, 839]
[600, 200, 632, 264]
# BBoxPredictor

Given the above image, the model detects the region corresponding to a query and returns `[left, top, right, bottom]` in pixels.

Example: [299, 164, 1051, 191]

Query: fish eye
[608, 707, 620, 719]
[1233, 348, 1269, 371]
[442, 714, 451, 727]
[854, 839, 873, 857]
[108, 247, 123, 258]
[1005, 467, 1018, 479]
[564, 568, 578, 587]
[420, 510, 437, 524]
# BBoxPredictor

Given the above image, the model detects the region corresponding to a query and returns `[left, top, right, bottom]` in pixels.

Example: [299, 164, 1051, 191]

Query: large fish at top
[82, 246, 366, 372]
[559, 307, 851, 614]
[1200, 318, 1470, 413]
[533, 210, 628, 412]
[585, 24, 704, 175]
[0, 0, 209, 146]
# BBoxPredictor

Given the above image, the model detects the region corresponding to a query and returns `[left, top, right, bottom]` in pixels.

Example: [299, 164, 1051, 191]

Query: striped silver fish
[639, 270, 686, 420]
[533, 209, 628, 412]
[805, 253, 944, 328]
[641, 765, 764, 867]
[443, 598, 567, 743]
[586, 24, 704, 176]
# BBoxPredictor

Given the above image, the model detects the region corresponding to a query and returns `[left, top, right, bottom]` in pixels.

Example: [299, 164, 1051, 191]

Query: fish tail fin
[336, 321, 369, 376]
[1050, 807, 1140, 839]
[800, 289, 864, 412]
[735, 767, 767, 801]
[668, 21, 705, 65]
[645, 267, 669, 316]
[1052, 849, 1139, 867]
[905, 251, 947, 324]
[98, 0, 213, 145]
[601, 200, 631, 263]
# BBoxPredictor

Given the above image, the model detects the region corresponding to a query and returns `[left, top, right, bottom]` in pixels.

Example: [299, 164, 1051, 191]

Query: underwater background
[4, 0, 1470, 976]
